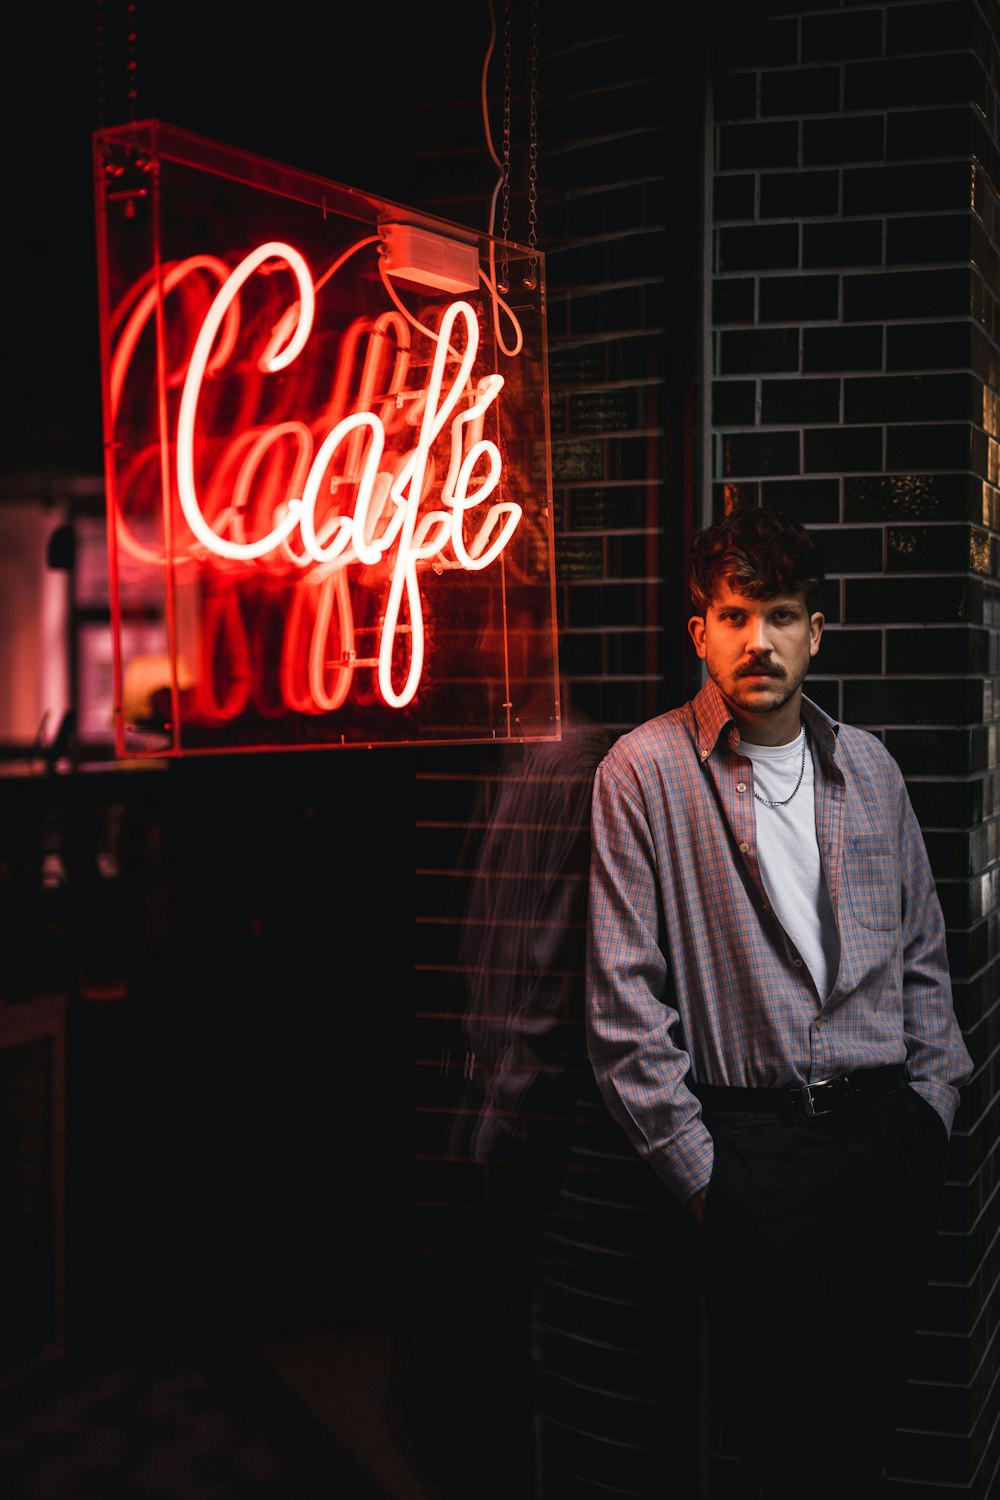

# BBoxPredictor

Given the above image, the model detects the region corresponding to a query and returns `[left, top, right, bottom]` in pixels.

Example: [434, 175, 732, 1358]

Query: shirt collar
[692, 676, 840, 763]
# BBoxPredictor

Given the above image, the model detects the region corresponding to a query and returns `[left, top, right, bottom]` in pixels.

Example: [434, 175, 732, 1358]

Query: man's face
[688, 582, 824, 721]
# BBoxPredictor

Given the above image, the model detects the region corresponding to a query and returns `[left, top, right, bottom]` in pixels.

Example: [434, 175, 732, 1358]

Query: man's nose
[746, 615, 772, 653]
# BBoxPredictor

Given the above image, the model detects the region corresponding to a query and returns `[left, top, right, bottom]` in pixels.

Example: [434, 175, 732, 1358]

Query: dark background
[2, 3, 500, 480]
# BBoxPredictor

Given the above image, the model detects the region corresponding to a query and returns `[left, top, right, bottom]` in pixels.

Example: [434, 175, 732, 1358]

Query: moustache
[736, 661, 786, 680]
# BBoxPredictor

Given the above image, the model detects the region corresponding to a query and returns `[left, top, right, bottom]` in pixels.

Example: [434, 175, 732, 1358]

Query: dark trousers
[700, 1081, 949, 1500]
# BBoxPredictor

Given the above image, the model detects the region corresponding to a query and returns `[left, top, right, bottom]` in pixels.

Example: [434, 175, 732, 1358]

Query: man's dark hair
[687, 505, 826, 615]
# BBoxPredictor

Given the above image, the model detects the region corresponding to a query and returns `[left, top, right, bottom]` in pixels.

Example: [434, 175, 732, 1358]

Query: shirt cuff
[648, 1118, 715, 1203]
[909, 1080, 957, 1135]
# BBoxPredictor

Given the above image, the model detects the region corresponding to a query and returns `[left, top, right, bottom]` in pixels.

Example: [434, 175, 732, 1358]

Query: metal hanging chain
[125, 1, 138, 133]
[499, 0, 540, 292]
[526, 0, 539, 287]
[499, 0, 513, 292]
[95, 1, 140, 141]
[96, 0, 107, 129]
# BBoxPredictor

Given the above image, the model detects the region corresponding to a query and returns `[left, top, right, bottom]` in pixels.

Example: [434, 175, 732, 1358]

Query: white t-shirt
[739, 729, 840, 1001]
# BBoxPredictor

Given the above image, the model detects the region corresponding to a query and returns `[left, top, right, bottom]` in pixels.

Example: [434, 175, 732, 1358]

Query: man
[585, 505, 973, 1498]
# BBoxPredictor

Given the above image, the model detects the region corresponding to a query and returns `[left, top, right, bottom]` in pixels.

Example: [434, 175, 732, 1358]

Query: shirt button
[736, 782, 747, 793]
[739, 842, 749, 854]
[700, 748, 709, 760]
[761, 902, 769, 911]
[793, 958, 803, 968]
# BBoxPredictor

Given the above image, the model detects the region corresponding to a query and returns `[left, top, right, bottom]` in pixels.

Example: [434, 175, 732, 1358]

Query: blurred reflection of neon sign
[94, 122, 558, 754]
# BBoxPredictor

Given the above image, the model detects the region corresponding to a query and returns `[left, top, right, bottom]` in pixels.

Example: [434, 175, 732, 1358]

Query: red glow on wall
[93, 122, 559, 755]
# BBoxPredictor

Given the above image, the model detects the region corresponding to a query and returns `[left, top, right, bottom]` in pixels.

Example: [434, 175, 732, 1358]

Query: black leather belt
[690, 1064, 907, 1118]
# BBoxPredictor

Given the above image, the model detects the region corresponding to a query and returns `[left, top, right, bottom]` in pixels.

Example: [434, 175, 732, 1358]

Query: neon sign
[93, 121, 559, 755]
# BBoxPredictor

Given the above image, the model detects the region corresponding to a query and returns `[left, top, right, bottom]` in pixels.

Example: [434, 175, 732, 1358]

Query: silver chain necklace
[751, 728, 807, 808]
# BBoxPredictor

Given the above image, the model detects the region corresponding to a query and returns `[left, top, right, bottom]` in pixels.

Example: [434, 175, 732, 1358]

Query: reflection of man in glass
[452, 699, 612, 1167]
[405, 686, 611, 1500]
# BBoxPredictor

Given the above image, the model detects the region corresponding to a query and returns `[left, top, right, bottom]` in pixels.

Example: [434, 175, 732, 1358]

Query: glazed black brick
[570, 682, 602, 723]
[804, 427, 882, 473]
[605, 632, 655, 677]
[845, 54, 985, 112]
[886, 524, 974, 573]
[803, 115, 885, 167]
[544, 130, 666, 191]
[811, 526, 883, 573]
[885, 104, 981, 162]
[844, 472, 975, 521]
[803, 6, 881, 57]
[713, 279, 755, 323]
[565, 284, 644, 335]
[761, 68, 840, 117]
[846, 576, 970, 623]
[804, 326, 882, 372]
[886, 423, 971, 470]
[555, 538, 606, 581]
[886, 214, 972, 267]
[713, 13, 797, 70]
[720, 327, 800, 374]
[844, 374, 975, 424]
[561, 183, 643, 238]
[761, 171, 840, 219]
[569, 389, 648, 433]
[844, 268, 971, 320]
[884, 727, 979, 777]
[551, 438, 603, 483]
[717, 224, 799, 272]
[714, 174, 755, 221]
[720, 430, 800, 476]
[592, 678, 657, 730]
[887, 625, 985, 674]
[887, 322, 974, 373]
[886, 2, 976, 55]
[548, 344, 613, 387]
[803, 679, 840, 718]
[556, 632, 602, 677]
[844, 162, 977, 217]
[568, 488, 655, 531]
[802, 8, 883, 62]
[606, 534, 652, 578]
[567, 584, 646, 629]
[759, 274, 838, 323]
[760, 478, 840, 522]
[606, 435, 658, 481]
[761, 378, 838, 424]
[844, 678, 981, 726]
[803, 219, 883, 269]
[714, 73, 756, 122]
[713, 380, 757, 425]
[812, 628, 882, 675]
[718, 123, 799, 173]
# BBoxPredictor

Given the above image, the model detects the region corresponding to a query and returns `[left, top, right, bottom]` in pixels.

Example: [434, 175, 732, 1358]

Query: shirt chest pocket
[844, 833, 901, 931]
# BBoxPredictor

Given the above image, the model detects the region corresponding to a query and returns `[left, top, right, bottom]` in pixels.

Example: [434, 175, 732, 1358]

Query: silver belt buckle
[800, 1079, 831, 1117]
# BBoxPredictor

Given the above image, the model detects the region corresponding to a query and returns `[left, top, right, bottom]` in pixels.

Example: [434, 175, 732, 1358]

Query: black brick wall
[710, 1, 997, 1494]
[401, 2, 997, 1497]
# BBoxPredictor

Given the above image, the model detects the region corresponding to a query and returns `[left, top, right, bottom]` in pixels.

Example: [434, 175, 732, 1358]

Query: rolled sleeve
[898, 787, 973, 1134]
[585, 759, 714, 1201]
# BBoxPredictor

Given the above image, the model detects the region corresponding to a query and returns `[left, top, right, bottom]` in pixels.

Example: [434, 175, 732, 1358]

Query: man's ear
[688, 614, 707, 659]
[809, 611, 825, 658]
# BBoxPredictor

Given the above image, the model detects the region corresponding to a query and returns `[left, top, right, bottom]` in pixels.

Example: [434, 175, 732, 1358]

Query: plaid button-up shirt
[585, 678, 974, 1203]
